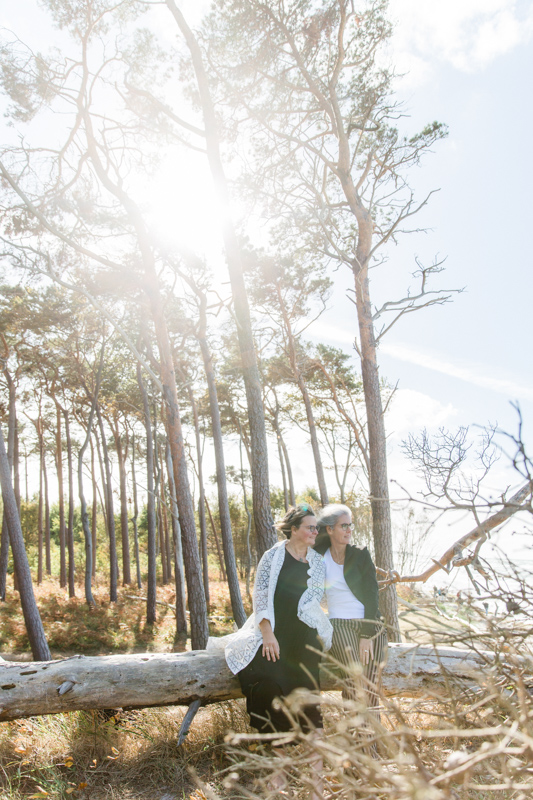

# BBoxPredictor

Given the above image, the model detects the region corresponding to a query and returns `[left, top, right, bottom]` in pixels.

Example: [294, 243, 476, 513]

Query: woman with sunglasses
[314, 504, 387, 714]
[225, 504, 332, 797]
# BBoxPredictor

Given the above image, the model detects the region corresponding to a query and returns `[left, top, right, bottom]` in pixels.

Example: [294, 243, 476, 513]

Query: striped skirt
[329, 618, 388, 710]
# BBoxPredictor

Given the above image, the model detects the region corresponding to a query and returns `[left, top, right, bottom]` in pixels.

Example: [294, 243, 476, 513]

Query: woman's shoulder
[346, 543, 372, 560]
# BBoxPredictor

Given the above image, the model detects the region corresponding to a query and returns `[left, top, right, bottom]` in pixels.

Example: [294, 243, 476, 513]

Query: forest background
[1, 0, 533, 657]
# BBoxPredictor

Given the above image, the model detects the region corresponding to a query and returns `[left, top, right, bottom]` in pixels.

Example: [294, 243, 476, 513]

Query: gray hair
[316, 503, 351, 532]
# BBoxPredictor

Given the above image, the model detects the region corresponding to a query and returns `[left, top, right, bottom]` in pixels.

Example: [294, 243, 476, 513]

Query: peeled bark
[0, 425, 50, 661]
[0, 644, 488, 722]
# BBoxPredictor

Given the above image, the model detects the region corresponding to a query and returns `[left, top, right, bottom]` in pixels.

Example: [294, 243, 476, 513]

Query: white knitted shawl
[223, 540, 333, 675]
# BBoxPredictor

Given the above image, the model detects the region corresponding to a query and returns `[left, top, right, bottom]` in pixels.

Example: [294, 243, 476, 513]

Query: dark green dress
[238, 549, 323, 732]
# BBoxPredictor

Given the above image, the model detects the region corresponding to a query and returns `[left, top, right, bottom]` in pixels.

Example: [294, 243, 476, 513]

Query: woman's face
[327, 512, 353, 548]
[291, 515, 318, 547]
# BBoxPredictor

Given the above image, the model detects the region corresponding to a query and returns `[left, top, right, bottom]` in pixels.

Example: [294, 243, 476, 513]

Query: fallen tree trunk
[0, 644, 488, 722]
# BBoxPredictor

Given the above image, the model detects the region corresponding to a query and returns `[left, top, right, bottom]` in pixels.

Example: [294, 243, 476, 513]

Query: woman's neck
[286, 539, 308, 560]
[330, 543, 347, 564]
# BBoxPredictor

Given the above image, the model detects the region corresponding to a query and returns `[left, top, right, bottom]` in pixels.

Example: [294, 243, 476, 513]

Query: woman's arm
[259, 618, 280, 661]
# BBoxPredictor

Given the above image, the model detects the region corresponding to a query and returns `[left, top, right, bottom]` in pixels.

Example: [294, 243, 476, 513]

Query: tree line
[0, 0, 454, 656]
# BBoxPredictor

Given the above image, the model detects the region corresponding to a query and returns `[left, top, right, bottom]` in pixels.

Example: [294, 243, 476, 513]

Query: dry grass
[2, 575, 533, 798]
[0, 577, 240, 658]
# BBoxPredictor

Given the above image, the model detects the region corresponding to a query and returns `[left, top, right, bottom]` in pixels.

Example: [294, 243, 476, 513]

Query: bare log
[0, 644, 490, 722]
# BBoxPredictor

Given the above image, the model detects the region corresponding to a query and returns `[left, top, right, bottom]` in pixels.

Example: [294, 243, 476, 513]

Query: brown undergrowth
[0, 577, 239, 657]
[2, 577, 533, 798]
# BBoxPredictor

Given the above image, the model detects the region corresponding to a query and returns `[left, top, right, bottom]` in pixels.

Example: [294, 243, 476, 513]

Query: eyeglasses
[338, 523, 354, 531]
[303, 525, 318, 533]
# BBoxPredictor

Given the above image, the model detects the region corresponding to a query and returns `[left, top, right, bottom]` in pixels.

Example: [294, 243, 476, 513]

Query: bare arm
[259, 619, 280, 661]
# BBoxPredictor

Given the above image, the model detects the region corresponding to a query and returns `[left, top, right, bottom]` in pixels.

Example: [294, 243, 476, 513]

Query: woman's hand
[359, 637, 374, 666]
[259, 619, 280, 661]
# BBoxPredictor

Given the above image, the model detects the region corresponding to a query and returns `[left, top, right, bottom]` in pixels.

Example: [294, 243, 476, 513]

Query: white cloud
[389, 0, 533, 84]
[381, 341, 533, 401]
[386, 388, 457, 437]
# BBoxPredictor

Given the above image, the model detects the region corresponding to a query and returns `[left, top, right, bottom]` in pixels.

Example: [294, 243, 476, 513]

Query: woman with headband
[225, 504, 332, 797]
[314, 504, 387, 718]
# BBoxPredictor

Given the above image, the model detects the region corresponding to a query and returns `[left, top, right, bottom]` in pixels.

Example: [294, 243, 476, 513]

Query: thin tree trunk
[188, 387, 209, 609]
[165, 442, 187, 634]
[167, 0, 275, 558]
[279, 430, 295, 506]
[277, 286, 329, 505]
[0, 424, 51, 660]
[112, 419, 131, 586]
[270, 403, 288, 510]
[42, 448, 51, 576]
[130, 433, 142, 590]
[0, 366, 16, 601]
[37, 419, 44, 585]
[205, 498, 227, 582]
[196, 317, 246, 626]
[63, 410, 76, 598]
[159, 443, 172, 583]
[96, 407, 118, 602]
[90, 439, 97, 578]
[240, 435, 253, 605]
[153, 420, 168, 586]
[137, 363, 157, 624]
[55, 406, 67, 588]
[83, 98, 208, 648]
[78, 342, 104, 607]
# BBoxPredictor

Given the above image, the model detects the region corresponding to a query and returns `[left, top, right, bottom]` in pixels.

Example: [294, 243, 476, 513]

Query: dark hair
[314, 503, 352, 549]
[275, 504, 316, 539]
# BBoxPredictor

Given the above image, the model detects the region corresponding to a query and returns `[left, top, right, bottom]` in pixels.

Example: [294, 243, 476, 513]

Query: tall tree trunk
[37, 420, 44, 585]
[112, 419, 132, 586]
[131, 433, 142, 590]
[0, 424, 51, 660]
[277, 286, 329, 506]
[167, 0, 275, 558]
[90, 439, 97, 578]
[42, 448, 51, 576]
[0, 365, 16, 600]
[63, 410, 76, 598]
[165, 442, 187, 635]
[270, 403, 289, 510]
[55, 406, 67, 588]
[159, 444, 173, 583]
[205, 498, 227, 582]
[153, 423, 168, 586]
[83, 100, 208, 648]
[188, 388, 209, 610]
[279, 430, 295, 506]
[137, 364, 157, 624]
[96, 407, 118, 602]
[353, 265, 399, 639]
[78, 342, 104, 607]
[196, 308, 246, 626]
[240, 435, 253, 605]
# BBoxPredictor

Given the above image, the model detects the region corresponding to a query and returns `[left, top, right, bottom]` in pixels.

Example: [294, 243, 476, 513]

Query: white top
[324, 549, 365, 620]
[221, 540, 333, 674]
